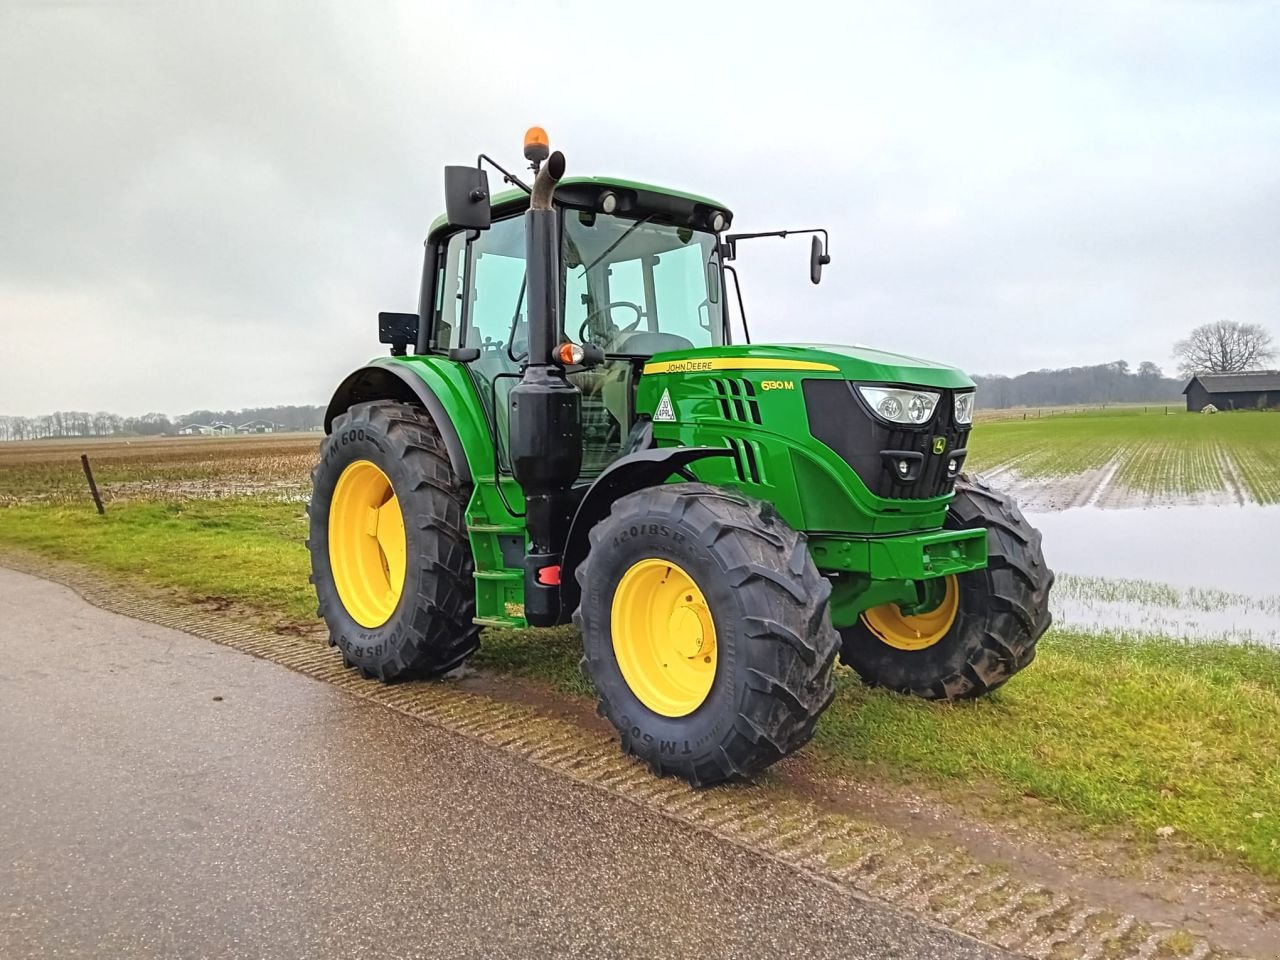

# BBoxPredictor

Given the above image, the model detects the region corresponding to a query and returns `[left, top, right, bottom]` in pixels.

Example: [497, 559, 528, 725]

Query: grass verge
[2, 496, 1278, 878]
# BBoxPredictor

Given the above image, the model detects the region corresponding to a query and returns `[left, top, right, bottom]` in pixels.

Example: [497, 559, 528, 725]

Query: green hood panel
[643, 343, 974, 390]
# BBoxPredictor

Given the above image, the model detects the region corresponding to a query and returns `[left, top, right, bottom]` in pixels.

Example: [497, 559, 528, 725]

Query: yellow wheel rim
[861, 575, 960, 652]
[611, 558, 717, 718]
[328, 460, 407, 629]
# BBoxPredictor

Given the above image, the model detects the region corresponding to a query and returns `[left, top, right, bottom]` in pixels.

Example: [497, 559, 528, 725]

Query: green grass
[0, 499, 316, 623]
[460, 620, 1280, 880]
[816, 635, 1280, 877]
[966, 409, 1280, 503]
[2, 496, 1278, 879]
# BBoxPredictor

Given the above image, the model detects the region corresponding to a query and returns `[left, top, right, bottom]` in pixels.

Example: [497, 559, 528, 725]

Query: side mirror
[444, 166, 491, 230]
[810, 234, 831, 285]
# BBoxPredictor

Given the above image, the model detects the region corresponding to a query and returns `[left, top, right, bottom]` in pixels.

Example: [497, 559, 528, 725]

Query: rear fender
[325, 358, 473, 483]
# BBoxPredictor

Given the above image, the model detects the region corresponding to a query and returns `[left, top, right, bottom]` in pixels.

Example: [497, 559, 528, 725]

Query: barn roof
[1183, 370, 1280, 394]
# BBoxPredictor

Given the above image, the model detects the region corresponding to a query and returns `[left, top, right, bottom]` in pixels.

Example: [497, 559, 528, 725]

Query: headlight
[857, 386, 940, 425]
[954, 391, 975, 425]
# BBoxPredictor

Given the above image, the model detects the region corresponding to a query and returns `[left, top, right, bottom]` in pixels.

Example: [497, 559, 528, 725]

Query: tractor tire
[839, 475, 1053, 700]
[307, 400, 479, 682]
[575, 483, 839, 787]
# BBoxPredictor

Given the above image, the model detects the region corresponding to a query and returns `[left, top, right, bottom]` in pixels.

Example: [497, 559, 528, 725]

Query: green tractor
[309, 129, 1052, 786]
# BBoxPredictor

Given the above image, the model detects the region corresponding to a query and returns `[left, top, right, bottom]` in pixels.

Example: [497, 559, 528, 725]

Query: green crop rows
[967, 409, 1280, 503]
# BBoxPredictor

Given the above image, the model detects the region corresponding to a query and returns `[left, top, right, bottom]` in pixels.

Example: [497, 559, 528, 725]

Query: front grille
[802, 380, 970, 500]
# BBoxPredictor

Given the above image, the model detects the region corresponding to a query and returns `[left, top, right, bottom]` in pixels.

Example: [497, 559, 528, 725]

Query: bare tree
[1174, 320, 1275, 377]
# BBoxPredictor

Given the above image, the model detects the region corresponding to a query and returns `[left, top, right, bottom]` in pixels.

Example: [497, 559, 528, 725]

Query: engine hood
[642, 342, 974, 390]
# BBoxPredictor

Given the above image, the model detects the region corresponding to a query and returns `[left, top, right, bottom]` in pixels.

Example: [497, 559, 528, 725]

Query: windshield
[562, 212, 725, 355]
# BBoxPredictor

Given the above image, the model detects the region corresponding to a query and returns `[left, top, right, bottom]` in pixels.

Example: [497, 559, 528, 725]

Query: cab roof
[426, 176, 732, 242]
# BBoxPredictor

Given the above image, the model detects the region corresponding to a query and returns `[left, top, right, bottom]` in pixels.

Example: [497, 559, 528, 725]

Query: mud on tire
[575, 483, 840, 787]
[839, 474, 1053, 700]
[308, 400, 479, 681]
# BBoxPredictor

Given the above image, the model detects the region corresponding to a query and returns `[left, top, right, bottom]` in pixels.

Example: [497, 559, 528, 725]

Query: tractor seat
[609, 330, 694, 356]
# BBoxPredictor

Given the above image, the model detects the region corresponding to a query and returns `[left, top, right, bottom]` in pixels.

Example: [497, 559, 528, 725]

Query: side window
[468, 216, 526, 351]
[434, 232, 467, 349]
[432, 215, 527, 352]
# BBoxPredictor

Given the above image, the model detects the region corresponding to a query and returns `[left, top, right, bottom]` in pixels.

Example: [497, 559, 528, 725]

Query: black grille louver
[802, 380, 970, 500]
[711, 377, 762, 424]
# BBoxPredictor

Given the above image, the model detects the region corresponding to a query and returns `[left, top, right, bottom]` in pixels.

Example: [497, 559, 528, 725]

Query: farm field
[966, 408, 1280, 508]
[0, 433, 319, 505]
[2, 410, 1280, 889]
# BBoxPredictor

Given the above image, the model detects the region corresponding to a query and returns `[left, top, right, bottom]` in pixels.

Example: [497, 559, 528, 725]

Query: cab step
[467, 523, 524, 536]
[473, 615, 527, 630]
[473, 569, 523, 582]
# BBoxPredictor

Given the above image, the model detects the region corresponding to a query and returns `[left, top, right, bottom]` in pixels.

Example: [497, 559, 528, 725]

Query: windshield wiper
[507, 274, 528, 363]
[578, 216, 653, 278]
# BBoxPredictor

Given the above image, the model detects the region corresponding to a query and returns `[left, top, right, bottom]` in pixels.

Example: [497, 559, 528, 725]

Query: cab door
[434, 215, 528, 467]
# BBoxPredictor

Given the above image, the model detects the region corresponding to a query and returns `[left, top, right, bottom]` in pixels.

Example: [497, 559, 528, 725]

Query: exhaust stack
[507, 140, 581, 626]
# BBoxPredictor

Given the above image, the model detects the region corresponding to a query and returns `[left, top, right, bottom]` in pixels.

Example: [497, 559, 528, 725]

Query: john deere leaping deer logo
[932, 436, 947, 455]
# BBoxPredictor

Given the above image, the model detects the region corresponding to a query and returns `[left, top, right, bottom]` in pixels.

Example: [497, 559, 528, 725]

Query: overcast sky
[1, 0, 1277, 417]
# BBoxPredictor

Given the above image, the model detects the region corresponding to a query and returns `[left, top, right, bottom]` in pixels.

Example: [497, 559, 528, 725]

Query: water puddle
[987, 464, 1242, 512]
[1026, 504, 1280, 647]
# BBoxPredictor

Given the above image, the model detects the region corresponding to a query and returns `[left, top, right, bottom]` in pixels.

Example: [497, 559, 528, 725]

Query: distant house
[210, 422, 236, 435]
[237, 419, 276, 434]
[1183, 371, 1280, 412]
[179, 423, 217, 436]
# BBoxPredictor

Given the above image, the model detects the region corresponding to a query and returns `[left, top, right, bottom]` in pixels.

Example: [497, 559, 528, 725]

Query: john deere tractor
[309, 129, 1052, 786]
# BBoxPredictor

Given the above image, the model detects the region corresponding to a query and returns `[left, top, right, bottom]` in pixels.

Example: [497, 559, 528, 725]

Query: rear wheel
[838, 475, 1053, 699]
[308, 400, 480, 681]
[575, 483, 839, 786]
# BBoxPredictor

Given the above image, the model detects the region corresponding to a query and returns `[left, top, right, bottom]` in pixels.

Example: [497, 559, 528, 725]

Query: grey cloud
[1, 0, 1277, 415]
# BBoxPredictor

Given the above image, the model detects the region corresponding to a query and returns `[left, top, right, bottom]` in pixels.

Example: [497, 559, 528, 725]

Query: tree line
[0, 405, 326, 442]
[4, 319, 1274, 437]
[972, 360, 1183, 409]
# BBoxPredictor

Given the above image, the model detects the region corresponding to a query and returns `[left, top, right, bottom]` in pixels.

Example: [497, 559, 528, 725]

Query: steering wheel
[577, 301, 643, 345]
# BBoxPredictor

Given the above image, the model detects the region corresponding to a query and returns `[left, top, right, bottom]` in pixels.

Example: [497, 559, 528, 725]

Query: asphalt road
[0, 566, 1009, 960]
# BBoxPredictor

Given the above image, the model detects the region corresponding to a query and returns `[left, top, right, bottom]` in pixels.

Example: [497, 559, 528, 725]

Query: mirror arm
[723, 227, 829, 257]
[477, 153, 532, 195]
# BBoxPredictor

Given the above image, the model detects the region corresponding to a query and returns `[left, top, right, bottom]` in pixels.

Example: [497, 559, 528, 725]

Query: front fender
[558, 446, 733, 619]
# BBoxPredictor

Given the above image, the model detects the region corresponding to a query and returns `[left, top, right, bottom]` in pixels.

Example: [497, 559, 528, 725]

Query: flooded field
[1016, 501, 1280, 647]
[967, 409, 1280, 507]
[967, 410, 1280, 646]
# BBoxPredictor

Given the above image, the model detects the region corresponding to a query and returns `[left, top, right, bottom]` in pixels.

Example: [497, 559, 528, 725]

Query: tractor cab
[422, 177, 731, 476]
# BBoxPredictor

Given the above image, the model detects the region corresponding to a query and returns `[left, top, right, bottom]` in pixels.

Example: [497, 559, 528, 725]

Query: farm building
[209, 422, 236, 435]
[1183, 371, 1280, 412]
[237, 419, 276, 433]
[178, 423, 218, 436]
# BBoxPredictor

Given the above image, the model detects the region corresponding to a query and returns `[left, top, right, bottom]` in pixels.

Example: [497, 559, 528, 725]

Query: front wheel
[574, 483, 839, 787]
[839, 475, 1053, 700]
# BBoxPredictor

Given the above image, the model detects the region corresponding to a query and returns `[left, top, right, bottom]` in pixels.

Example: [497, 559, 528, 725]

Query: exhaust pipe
[508, 148, 581, 626]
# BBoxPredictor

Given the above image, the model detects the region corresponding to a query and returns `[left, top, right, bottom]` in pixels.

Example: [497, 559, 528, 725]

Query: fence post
[81, 454, 105, 515]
